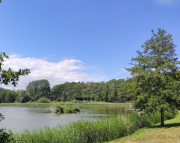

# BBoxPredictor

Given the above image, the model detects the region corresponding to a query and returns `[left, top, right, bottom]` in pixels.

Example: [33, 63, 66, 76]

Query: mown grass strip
[107, 111, 180, 143]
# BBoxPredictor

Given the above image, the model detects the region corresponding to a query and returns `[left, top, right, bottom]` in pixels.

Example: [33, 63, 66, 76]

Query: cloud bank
[1, 55, 106, 90]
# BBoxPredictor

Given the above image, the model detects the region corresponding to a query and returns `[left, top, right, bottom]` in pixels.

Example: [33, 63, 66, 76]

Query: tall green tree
[127, 29, 180, 126]
[16, 90, 31, 103]
[0, 52, 30, 142]
[4, 90, 16, 103]
[26, 79, 50, 100]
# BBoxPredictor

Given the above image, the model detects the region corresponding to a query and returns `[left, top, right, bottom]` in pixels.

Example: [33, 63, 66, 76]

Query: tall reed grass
[11, 111, 176, 143]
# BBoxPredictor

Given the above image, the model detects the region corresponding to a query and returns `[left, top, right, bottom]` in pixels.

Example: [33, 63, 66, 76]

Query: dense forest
[0, 78, 131, 103]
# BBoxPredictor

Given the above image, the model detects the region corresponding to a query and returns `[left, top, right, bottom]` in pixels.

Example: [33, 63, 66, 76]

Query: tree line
[0, 78, 132, 103]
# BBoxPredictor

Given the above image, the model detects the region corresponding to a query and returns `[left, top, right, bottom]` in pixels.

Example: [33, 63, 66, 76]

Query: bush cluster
[55, 106, 80, 114]
[37, 98, 50, 103]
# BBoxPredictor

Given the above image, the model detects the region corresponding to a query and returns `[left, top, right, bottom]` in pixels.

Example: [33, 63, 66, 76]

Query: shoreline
[0, 102, 131, 107]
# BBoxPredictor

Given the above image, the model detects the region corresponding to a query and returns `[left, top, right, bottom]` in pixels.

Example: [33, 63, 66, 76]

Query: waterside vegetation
[11, 110, 176, 143]
[54, 106, 80, 114]
[0, 101, 128, 107]
[108, 111, 180, 143]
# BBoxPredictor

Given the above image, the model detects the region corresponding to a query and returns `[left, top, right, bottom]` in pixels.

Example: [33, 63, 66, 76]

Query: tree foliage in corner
[0, 53, 30, 86]
[127, 28, 180, 126]
[0, 52, 30, 142]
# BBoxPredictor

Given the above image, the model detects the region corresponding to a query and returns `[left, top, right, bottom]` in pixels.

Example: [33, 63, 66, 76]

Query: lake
[0, 104, 130, 133]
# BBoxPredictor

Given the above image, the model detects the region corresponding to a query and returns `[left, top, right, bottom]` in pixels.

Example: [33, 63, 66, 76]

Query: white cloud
[112, 68, 131, 80]
[1, 54, 106, 90]
[154, 0, 179, 5]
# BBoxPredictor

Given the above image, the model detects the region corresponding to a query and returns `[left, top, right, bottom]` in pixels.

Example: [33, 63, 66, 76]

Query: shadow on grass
[149, 123, 180, 129]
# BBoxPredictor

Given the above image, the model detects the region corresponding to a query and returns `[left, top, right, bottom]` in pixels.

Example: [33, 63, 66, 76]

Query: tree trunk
[160, 108, 164, 127]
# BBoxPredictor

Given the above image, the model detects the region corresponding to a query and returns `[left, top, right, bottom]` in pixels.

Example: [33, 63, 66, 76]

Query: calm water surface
[0, 104, 130, 133]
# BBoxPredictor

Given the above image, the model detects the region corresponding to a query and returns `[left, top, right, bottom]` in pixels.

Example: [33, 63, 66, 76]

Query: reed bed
[12, 111, 176, 143]
[14, 118, 128, 143]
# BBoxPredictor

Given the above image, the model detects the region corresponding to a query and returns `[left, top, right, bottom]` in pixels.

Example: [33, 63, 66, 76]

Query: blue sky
[0, 0, 180, 89]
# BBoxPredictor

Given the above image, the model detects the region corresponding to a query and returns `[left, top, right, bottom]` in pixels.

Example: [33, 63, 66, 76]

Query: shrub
[127, 113, 151, 133]
[21, 95, 32, 103]
[56, 97, 61, 102]
[55, 106, 63, 113]
[0, 129, 14, 143]
[0, 114, 14, 143]
[37, 98, 49, 103]
[164, 110, 176, 120]
[55, 106, 80, 114]
[71, 107, 80, 113]
[63, 107, 73, 113]
[127, 110, 176, 133]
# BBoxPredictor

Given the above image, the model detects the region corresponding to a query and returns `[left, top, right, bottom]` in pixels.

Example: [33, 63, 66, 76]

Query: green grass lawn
[107, 111, 180, 143]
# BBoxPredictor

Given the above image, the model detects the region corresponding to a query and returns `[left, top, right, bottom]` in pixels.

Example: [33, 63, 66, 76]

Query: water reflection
[0, 104, 130, 133]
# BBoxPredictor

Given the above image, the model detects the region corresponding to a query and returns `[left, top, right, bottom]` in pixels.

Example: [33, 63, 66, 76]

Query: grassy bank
[107, 111, 180, 143]
[10, 111, 175, 143]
